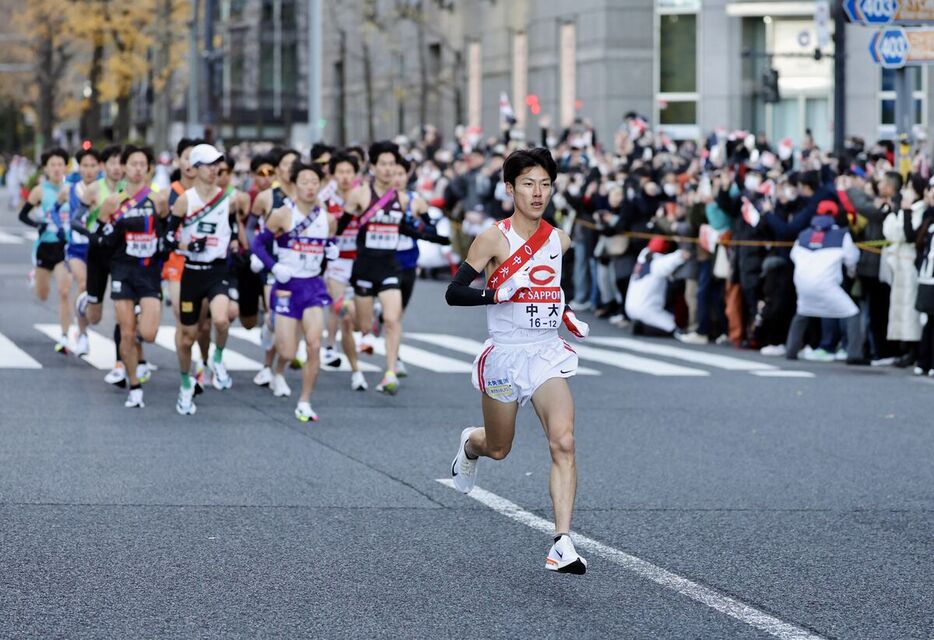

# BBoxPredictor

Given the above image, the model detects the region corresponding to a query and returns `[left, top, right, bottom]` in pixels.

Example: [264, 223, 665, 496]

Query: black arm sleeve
[163, 214, 183, 251]
[18, 202, 40, 228]
[445, 262, 496, 306]
[335, 212, 355, 236]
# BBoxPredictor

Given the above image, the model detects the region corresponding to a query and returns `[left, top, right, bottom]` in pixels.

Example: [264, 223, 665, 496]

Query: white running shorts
[471, 336, 578, 406]
[325, 257, 353, 286]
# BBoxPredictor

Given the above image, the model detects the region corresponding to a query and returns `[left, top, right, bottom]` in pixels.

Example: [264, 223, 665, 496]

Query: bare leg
[115, 300, 140, 386]
[209, 295, 231, 351]
[298, 306, 324, 403]
[275, 314, 299, 369]
[340, 299, 360, 372]
[378, 288, 403, 372]
[465, 394, 520, 461]
[530, 378, 577, 535]
[53, 262, 73, 337]
[34, 267, 52, 302]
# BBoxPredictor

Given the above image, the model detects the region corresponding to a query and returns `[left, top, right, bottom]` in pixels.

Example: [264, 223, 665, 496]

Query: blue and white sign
[846, 0, 934, 25]
[869, 27, 910, 67]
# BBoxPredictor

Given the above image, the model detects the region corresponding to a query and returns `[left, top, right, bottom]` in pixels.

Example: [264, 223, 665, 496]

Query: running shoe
[395, 360, 408, 378]
[451, 427, 480, 494]
[759, 344, 786, 357]
[73, 333, 90, 357]
[54, 334, 69, 354]
[124, 388, 144, 409]
[176, 385, 197, 415]
[290, 356, 304, 370]
[375, 370, 399, 395]
[913, 366, 927, 376]
[272, 373, 292, 397]
[295, 401, 319, 423]
[358, 333, 375, 355]
[253, 366, 274, 387]
[675, 331, 708, 345]
[545, 534, 588, 575]
[351, 370, 368, 391]
[803, 347, 834, 362]
[871, 356, 898, 367]
[136, 363, 152, 384]
[834, 348, 849, 362]
[608, 313, 630, 329]
[324, 346, 342, 368]
[194, 361, 206, 387]
[105, 363, 127, 387]
[75, 291, 88, 319]
[210, 360, 233, 390]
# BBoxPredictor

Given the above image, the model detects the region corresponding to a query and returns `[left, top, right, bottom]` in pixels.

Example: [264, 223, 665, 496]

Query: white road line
[228, 327, 380, 372]
[155, 326, 262, 371]
[588, 336, 776, 372]
[751, 370, 815, 378]
[574, 342, 708, 376]
[437, 479, 825, 640]
[23, 229, 38, 241]
[0, 331, 41, 368]
[405, 332, 602, 376]
[367, 334, 473, 373]
[35, 323, 117, 370]
[0, 230, 24, 244]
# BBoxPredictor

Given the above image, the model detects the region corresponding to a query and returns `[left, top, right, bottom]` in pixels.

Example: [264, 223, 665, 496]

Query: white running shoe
[913, 366, 926, 376]
[75, 291, 89, 318]
[73, 333, 90, 357]
[376, 370, 399, 395]
[324, 346, 342, 368]
[210, 360, 232, 390]
[358, 333, 376, 354]
[546, 534, 588, 574]
[759, 344, 786, 357]
[871, 356, 897, 367]
[451, 427, 480, 494]
[54, 334, 69, 354]
[834, 348, 848, 362]
[124, 388, 144, 408]
[295, 401, 319, 423]
[253, 366, 274, 387]
[351, 370, 368, 391]
[105, 363, 127, 387]
[176, 385, 197, 415]
[272, 373, 292, 397]
[395, 360, 408, 378]
[136, 363, 152, 384]
[675, 331, 708, 345]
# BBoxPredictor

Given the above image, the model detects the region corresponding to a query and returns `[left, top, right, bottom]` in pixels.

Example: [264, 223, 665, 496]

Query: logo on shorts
[111, 281, 122, 293]
[181, 301, 194, 312]
[485, 377, 513, 398]
[274, 297, 291, 314]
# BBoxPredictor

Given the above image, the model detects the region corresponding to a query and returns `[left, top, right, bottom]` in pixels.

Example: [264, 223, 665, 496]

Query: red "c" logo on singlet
[529, 264, 557, 286]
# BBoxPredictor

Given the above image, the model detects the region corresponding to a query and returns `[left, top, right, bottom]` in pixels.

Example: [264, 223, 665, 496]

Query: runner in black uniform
[92, 145, 169, 408]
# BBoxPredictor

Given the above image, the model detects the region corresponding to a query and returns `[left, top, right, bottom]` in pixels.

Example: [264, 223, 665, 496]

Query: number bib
[511, 286, 563, 330]
[365, 221, 400, 250]
[125, 231, 158, 258]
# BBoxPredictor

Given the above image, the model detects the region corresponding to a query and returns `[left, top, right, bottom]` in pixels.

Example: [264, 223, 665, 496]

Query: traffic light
[762, 68, 780, 104]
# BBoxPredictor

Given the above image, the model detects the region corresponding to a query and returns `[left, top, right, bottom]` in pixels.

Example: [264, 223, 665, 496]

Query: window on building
[656, 3, 698, 137]
[879, 67, 925, 137]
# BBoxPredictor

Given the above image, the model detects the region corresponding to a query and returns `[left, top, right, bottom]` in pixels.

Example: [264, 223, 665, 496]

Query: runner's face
[253, 164, 274, 191]
[374, 153, 395, 185]
[217, 163, 231, 189]
[79, 156, 99, 184]
[278, 153, 298, 184]
[180, 147, 196, 179]
[507, 166, 552, 219]
[45, 157, 66, 183]
[391, 165, 407, 190]
[196, 162, 219, 184]
[123, 152, 150, 184]
[294, 170, 320, 205]
[105, 156, 123, 182]
[333, 161, 355, 191]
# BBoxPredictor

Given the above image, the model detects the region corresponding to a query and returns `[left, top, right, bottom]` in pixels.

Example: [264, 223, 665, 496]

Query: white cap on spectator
[189, 144, 223, 167]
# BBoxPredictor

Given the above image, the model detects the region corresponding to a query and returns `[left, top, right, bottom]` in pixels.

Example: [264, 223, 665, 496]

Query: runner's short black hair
[502, 147, 557, 186]
[290, 161, 324, 184]
[75, 148, 101, 164]
[396, 155, 411, 172]
[250, 153, 274, 172]
[41, 148, 69, 167]
[218, 154, 233, 169]
[176, 137, 203, 157]
[101, 144, 123, 163]
[121, 144, 155, 168]
[346, 146, 366, 163]
[328, 152, 359, 175]
[368, 140, 399, 165]
[310, 143, 335, 162]
[276, 148, 301, 166]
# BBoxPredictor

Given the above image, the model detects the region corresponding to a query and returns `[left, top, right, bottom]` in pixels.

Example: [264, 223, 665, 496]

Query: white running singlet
[276, 203, 330, 279]
[182, 187, 232, 263]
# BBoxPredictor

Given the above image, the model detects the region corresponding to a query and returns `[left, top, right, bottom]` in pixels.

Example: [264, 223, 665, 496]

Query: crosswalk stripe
[0, 331, 41, 368]
[366, 334, 473, 373]
[155, 326, 262, 371]
[573, 342, 709, 376]
[405, 332, 602, 376]
[23, 229, 37, 241]
[751, 370, 815, 378]
[588, 336, 776, 372]
[228, 327, 380, 372]
[35, 323, 116, 370]
[0, 230, 24, 245]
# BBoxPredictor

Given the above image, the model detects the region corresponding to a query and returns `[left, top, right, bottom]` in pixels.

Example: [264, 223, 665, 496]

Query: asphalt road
[0, 213, 931, 639]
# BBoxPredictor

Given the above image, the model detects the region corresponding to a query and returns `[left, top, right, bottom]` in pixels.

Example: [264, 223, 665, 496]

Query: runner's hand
[187, 237, 207, 254]
[250, 254, 265, 273]
[272, 263, 293, 284]
[562, 306, 590, 340]
[324, 240, 340, 261]
[494, 271, 531, 303]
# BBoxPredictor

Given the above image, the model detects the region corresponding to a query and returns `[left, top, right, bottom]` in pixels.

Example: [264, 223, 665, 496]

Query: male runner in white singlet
[445, 148, 592, 574]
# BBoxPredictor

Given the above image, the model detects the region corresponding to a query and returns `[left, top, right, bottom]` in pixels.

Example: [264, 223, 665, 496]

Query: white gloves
[324, 240, 340, 261]
[494, 271, 532, 303]
[250, 254, 265, 274]
[562, 307, 590, 340]
[272, 263, 293, 284]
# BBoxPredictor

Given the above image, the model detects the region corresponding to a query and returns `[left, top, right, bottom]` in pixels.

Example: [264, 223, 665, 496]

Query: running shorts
[351, 255, 401, 297]
[271, 276, 332, 320]
[472, 336, 578, 406]
[180, 260, 229, 326]
[325, 257, 353, 286]
[66, 243, 89, 263]
[161, 251, 185, 282]
[85, 245, 111, 304]
[110, 261, 162, 301]
[35, 240, 66, 270]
